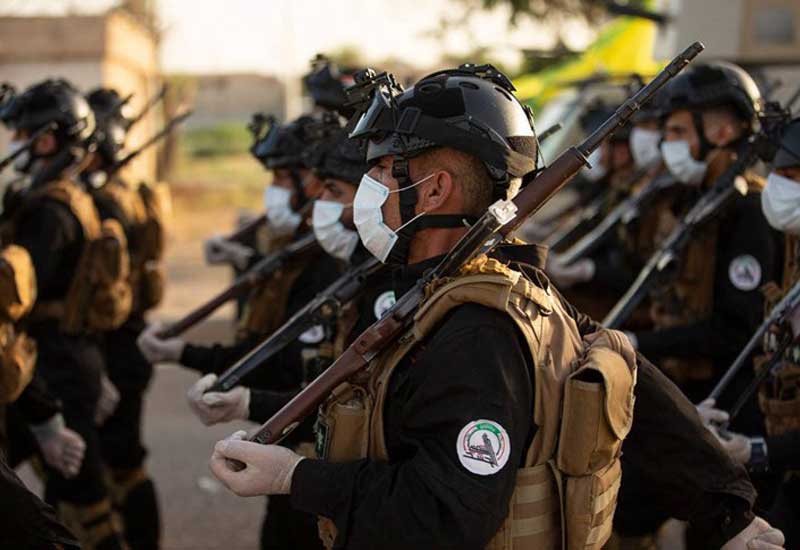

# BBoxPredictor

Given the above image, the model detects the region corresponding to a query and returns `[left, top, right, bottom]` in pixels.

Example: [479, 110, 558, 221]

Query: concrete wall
[184, 73, 285, 128]
[0, 9, 161, 183]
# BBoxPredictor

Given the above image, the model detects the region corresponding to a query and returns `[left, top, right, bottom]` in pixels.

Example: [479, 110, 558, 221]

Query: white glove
[623, 331, 638, 350]
[209, 430, 304, 496]
[546, 257, 595, 288]
[721, 516, 785, 549]
[30, 414, 86, 479]
[696, 398, 730, 427]
[709, 427, 753, 466]
[137, 321, 186, 364]
[187, 374, 250, 426]
[95, 373, 120, 426]
[203, 235, 253, 270]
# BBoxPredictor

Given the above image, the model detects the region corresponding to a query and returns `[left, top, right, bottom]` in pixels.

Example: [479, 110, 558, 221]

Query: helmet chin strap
[387, 155, 477, 265]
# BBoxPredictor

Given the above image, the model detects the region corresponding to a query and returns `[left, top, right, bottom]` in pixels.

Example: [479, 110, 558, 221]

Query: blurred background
[1, 0, 799, 548]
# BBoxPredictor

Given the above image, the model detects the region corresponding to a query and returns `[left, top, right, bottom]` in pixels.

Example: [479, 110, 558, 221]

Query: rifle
[109, 109, 192, 176]
[538, 123, 563, 144]
[225, 213, 268, 243]
[232, 43, 703, 456]
[708, 279, 800, 405]
[207, 257, 384, 393]
[157, 232, 319, 339]
[125, 84, 168, 130]
[557, 171, 674, 265]
[602, 101, 791, 329]
[542, 189, 612, 251]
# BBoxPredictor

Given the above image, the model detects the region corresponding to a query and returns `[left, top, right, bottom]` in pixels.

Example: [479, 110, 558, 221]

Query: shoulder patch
[298, 324, 325, 344]
[456, 419, 510, 476]
[728, 254, 762, 291]
[373, 290, 396, 320]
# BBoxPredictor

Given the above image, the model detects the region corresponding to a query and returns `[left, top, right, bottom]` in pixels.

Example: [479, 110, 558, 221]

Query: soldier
[1, 79, 130, 549]
[0, 244, 80, 550]
[624, 62, 779, 418]
[699, 117, 800, 548]
[208, 65, 782, 549]
[138, 115, 341, 550]
[82, 86, 165, 549]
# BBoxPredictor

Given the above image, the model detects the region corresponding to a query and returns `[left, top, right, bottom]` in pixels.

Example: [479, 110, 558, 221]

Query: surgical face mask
[353, 172, 433, 263]
[264, 185, 302, 236]
[582, 148, 607, 182]
[762, 172, 800, 235]
[660, 140, 707, 185]
[7, 140, 31, 173]
[312, 200, 359, 261]
[629, 127, 661, 169]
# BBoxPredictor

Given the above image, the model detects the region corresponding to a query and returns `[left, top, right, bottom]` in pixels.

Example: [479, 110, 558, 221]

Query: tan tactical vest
[757, 234, 800, 436]
[0, 245, 37, 404]
[17, 180, 132, 334]
[95, 179, 169, 314]
[649, 152, 762, 384]
[314, 256, 637, 550]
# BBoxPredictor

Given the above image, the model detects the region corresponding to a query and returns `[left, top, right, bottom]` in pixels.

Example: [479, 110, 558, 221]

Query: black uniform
[14, 193, 112, 499]
[0, 449, 80, 550]
[91, 181, 161, 549]
[289, 245, 756, 550]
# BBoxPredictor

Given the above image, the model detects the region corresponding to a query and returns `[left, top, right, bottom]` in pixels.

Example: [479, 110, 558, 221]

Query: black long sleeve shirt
[289, 245, 755, 549]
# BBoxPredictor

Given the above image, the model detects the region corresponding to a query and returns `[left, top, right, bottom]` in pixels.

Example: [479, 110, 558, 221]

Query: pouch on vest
[315, 382, 372, 462]
[62, 218, 133, 333]
[0, 245, 36, 322]
[557, 330, 635, 550]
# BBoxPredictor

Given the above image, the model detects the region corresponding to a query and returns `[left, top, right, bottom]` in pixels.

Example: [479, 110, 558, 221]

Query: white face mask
[660, 140, 707, 185]
[264, 185, 302, 236]
[629, 127, 661, 169]
[762, 172, 800, 235]
[582, 148, 607, 182]
[353, 172, 433, 263]
[7, 140, 31, 173]
[312, 200, 359, 261]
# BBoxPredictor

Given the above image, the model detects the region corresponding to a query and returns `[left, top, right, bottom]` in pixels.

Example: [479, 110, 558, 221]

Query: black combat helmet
[252, 115, 316, 170]
[1, 78, 95, 145]
[351, 64, 537, 191]
[773, 117, 800, 170]
[659, 61, 763, 128]
[347, 64, 538, 263]
[86, 87, 130, 165]
[303, 54, 353, 116]
[314, 129, 368, 185]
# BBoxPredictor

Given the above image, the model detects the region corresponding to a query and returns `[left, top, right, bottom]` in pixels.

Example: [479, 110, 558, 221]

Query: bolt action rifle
[603, 100, 793, 329]
[207, 256, 384, 393]
[557, 171, 675, 265]
[220, 43, 703, 462]
[157, 232, 319, 339]
[706, 278, 800, 426]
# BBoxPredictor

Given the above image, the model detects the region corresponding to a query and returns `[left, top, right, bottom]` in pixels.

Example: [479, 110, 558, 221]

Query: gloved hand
[721, 516, 785, 549]
[545, 257, 595, 289]
[209, 430, 304, 497]
[137, 321, 186, 364]
[94, 373, 120, 426]
[30, 414, 86, 479]
[187, 374, 250, 426]
[696, 398, 730, 427]
[203, 235, 253, 270]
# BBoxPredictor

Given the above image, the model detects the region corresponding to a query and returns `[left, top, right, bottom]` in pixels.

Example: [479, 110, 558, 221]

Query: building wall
[185, 73, 285, 128]
[0, 10, 161, 183]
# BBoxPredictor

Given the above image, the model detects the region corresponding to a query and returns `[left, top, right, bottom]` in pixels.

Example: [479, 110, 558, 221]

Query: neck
[407, 226, 468, 264]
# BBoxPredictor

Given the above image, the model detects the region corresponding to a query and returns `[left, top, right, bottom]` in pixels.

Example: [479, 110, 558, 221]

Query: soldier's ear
[417, 170, 453, 214]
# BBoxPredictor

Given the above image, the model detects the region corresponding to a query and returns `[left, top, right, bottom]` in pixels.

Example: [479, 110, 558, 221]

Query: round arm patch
[728, 254, 762, 291]
[456, 419, 510, 475]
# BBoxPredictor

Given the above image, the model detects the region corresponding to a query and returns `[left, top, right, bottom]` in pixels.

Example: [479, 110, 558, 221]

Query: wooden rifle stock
[226, 213, 267, 243]
[157, 232, 318, 339]
[240, 42, 705, 455]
